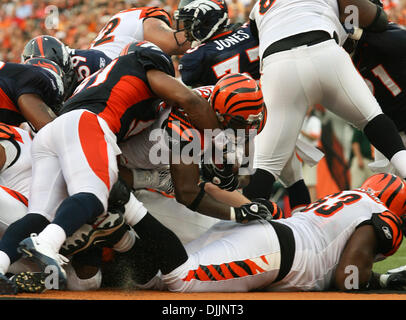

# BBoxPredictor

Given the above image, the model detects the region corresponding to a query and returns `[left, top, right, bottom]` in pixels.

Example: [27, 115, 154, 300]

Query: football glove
[231, 202, 273, 223]
[380, 270, 406, 290]
[201, 161, 239, 191]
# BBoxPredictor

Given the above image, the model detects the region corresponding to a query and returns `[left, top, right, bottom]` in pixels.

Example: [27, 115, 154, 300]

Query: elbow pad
[364, 6, 388, 32]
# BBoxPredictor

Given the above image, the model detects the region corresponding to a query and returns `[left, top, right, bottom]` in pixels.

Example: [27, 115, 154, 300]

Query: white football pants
[256, 39, 382, 179]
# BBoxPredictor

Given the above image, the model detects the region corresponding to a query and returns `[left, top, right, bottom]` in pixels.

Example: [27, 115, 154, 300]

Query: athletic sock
[364, 114, 406, 177]
[0, 213, 49, 263]
[243, 168, 276, 200]
[287, 179, 311, 211]
[53, 192, 105, 237]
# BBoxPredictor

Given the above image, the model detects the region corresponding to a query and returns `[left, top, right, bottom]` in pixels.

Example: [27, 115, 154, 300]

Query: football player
[21, 35, 77, 100]
[21, 35, 112, 98]
[124, 173, 406, 292]
[0, 41, 220, 291]
[243, 0, 406, 205]
[175, 0, 260, 87]
[89, 6, 191, 59]
[0, 58, 65, 131]
[345, 0, 406, 176]
[174, 0, 319, 213]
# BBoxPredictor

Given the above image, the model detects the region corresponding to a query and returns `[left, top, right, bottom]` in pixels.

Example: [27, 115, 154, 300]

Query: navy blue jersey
[0, 61, 63, 126]
[62, 43, 174, 142]
[353, 23, 406, 131]
[69, 48, 112, 83]
[179, 23, 260, 87]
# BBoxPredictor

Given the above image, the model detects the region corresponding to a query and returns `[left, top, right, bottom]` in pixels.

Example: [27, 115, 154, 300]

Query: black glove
[253, 198, 286, 219]
[381, 271, 406, 290]
[201, 161, 239, 191]
[232, 202, 273, 223]
[107, 177, 131, 214]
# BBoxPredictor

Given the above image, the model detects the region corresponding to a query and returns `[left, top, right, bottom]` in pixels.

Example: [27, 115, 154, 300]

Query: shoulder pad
[141, 7, 172, 27]
[133, 42, 175, 77]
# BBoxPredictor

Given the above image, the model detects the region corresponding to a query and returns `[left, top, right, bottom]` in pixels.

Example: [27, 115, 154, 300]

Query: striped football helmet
[361, 173, 406, 217]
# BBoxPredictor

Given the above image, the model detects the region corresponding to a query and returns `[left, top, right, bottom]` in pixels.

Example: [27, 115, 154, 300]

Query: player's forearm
[204, 183, 250, 207]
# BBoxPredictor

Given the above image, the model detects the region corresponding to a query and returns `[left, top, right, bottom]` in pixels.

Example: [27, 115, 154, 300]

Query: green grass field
[373, 240, 406, 274]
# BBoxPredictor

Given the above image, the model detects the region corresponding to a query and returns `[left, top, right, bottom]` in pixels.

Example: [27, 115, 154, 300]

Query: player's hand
[231, 202, 273, 223]
[201, 161, 239, 191]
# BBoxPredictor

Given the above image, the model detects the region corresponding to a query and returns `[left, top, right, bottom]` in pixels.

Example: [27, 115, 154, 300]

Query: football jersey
[271, 189, 403, 290]
[179, 23, 260, 87]
[89, 7, 172, 60]
[249, 0, 347, 59]
[353, 23, 406, 132]
[0, 123, 33, 198]
[0, 62, 63, 126]
[163, 86, 214, 156]
[61, 43, 175, 143]
[69, 48, 112, 83]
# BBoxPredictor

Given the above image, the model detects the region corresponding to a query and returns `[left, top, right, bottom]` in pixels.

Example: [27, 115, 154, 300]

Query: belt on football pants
[262, 30, 339, 59]
[268, 220, 295, 283]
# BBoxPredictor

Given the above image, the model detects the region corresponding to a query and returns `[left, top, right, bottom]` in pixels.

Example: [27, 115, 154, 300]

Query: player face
[176, 19, 195, 42]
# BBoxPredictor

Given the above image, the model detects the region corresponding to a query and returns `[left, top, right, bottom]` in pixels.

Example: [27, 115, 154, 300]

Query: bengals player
[90, 6, 191, 59]
[162, 73, 273, 221]
[125, 173, 406, 292]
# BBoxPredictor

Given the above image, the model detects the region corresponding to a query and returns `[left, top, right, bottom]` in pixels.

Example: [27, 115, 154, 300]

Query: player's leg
[316, 42, 406, 178]
[243, 52, 311, 200]
[161, 220, 283, 292]
[18, 111, 121, 288]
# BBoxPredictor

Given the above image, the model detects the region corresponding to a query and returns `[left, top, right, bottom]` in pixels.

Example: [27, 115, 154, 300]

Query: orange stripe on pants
[78, 112, 111, 190]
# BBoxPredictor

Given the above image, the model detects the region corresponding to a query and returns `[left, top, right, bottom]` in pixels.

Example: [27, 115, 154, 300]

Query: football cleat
[18, 234, 68, 290]
[12, 272, 47, 293]
[60, 210, 125, 257]
[0, 273, 17, 295]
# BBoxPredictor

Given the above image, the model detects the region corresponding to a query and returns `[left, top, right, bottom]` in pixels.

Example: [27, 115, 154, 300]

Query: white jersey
[0, 124, 33, 197]
[155, 190, 403, 292]
[89, 7, 171, 60]
[249, 0, 348, 59]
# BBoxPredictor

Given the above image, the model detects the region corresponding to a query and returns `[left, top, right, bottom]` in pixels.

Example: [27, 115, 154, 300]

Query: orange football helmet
[210, 73, 266, 133]
[361, 173, 406, 217]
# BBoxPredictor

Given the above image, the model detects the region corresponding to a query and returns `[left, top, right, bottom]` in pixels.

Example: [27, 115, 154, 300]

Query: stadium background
[1, 0, 406, 299]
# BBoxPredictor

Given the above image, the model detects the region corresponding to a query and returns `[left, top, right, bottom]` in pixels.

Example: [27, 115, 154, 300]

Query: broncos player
[0, 58, 65, 131]
[0, 41, 220, 291]
[21, 35, 112, 98]
[175, 0, 260, 87]
[345, 0, 406, 175]
[68, 48, 112, 84]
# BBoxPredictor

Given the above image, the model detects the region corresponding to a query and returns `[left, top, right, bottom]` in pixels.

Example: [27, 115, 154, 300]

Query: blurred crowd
[1, 0, 405, 63]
